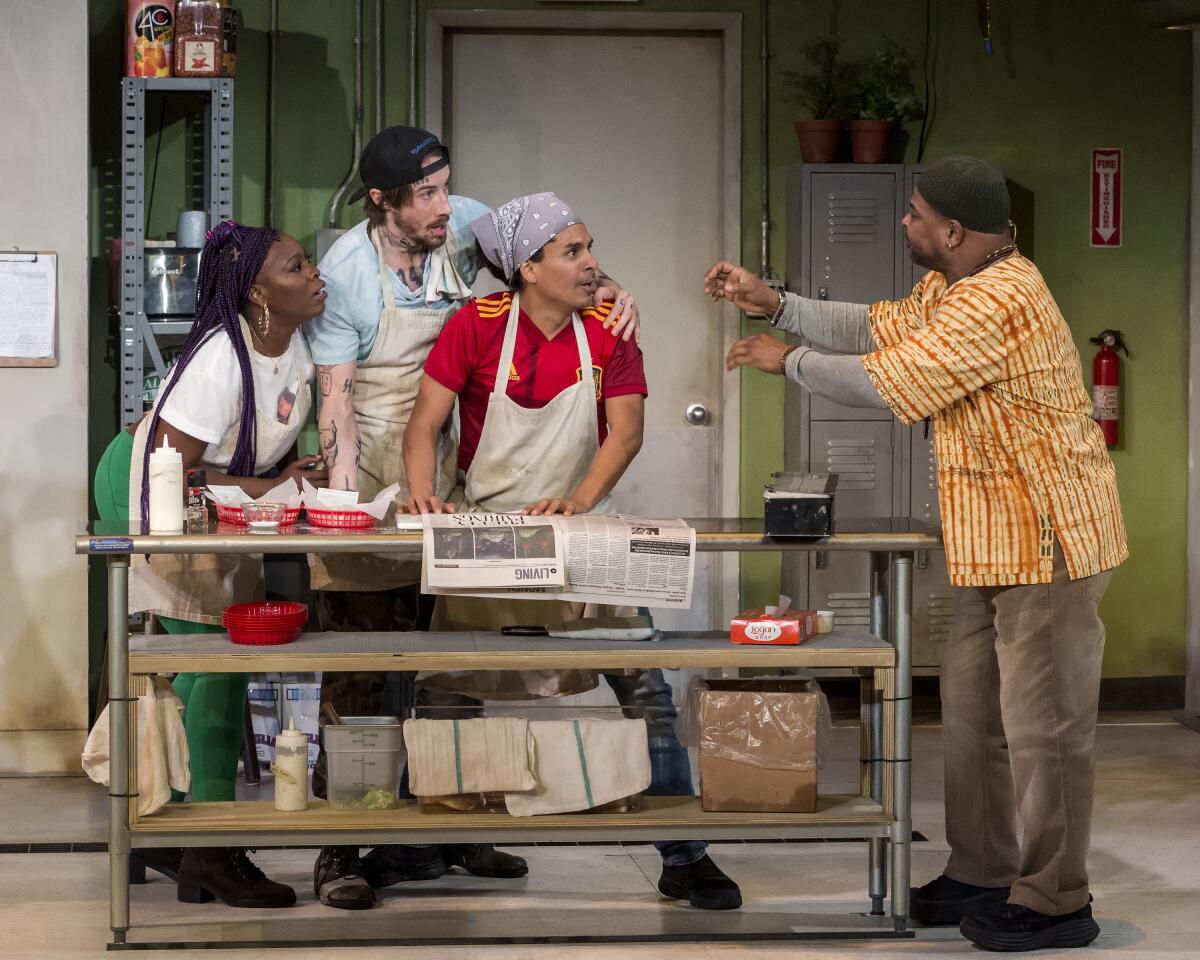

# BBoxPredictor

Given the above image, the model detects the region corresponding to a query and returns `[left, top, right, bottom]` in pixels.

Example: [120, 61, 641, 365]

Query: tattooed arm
[316, 361, 361, 491]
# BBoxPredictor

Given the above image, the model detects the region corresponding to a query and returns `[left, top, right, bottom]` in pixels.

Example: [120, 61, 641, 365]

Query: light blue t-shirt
[307, 195, 489, 365]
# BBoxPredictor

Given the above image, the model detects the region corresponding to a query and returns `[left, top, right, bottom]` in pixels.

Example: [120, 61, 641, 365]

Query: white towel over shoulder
[505, 719, 650, 817]
[403, 718, 537, 796]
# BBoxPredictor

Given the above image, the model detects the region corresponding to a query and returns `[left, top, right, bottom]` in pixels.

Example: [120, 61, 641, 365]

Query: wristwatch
[767, 289, 787, 327]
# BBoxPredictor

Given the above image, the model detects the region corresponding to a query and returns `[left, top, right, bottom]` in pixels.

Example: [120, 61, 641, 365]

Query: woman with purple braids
[92, 221, 328, 909]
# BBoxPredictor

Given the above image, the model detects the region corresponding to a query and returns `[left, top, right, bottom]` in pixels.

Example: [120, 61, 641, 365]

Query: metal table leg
[867, 551, 890, 915]
[108, 556, 131, 945]
[889, 553, 914, 931]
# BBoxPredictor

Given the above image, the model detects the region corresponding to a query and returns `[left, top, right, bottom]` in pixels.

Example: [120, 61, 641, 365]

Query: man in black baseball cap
[306, 124, 644, 911]
[346, 126, 450, 205]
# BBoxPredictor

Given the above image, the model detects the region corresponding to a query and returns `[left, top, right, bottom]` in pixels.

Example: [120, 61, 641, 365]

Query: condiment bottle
[272, 724, 309, 812]
[185, 467, 208, 528]
[148, 436, 184, 534]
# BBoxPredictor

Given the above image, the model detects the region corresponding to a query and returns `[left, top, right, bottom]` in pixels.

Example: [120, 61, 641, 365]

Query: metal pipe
[265, 0, 279, 224]
[759, 0, 771, 277]
[890, 553, 914, 925]
[375, 0, 384, 132]
[408, 0, 418, 125]
[107, 556, 131, 942]
[328, 0, 366, 228]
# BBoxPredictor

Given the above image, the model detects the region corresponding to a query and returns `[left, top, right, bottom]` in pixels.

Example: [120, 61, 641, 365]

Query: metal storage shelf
[128, 796, 893, 847]
[119, 77, 234, 426]
[82, 518, 932, 947]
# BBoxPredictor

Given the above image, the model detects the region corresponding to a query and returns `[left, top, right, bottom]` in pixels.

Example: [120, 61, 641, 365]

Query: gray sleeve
[784, 347, 890, 410]
[774, 293, 875, 354]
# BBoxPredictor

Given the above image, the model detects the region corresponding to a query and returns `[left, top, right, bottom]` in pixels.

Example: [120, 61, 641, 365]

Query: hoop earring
[257, 303, 271, 340]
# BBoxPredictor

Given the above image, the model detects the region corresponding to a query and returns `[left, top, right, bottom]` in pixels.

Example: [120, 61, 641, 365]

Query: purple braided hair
[139, 220, 278, 532]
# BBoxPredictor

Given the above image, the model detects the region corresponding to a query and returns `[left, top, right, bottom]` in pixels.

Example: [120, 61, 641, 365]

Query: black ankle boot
[130, 848, 183, 884]
[658, 854, 742, 910]
[177, 847, 296, 908]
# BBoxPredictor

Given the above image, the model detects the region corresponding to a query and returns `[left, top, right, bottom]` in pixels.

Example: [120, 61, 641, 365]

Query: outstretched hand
[704, 261, 780, 317]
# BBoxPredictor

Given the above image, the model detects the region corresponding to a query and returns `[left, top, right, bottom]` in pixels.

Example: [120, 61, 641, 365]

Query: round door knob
[684, 403, 710, 426]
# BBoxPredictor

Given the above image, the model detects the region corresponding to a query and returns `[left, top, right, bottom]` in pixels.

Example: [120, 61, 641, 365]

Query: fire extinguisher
[1089, 329, 1129, 448]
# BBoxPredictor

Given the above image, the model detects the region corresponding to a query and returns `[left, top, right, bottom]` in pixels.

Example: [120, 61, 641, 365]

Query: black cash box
[762, 472, 837, 537]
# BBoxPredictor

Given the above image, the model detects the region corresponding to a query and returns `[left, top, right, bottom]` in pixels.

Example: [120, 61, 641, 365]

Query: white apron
[127, 321, 312, 624]
[423, 292, 607, 699]
[309, 228, 463, 591]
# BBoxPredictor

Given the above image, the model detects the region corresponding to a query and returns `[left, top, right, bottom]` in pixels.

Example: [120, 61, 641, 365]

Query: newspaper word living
[421, 514, 695, 608]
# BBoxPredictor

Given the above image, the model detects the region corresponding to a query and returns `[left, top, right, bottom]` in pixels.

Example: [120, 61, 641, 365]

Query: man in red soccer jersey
[403, 192, 742, 911]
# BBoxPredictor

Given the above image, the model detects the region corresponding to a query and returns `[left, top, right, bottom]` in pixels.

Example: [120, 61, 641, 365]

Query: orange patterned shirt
[861, 254, 1127, 586]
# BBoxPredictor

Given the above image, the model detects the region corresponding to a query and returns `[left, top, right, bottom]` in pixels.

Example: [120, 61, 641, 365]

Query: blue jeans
[602, 670, 707, 867]
[413, 671, 706, 868]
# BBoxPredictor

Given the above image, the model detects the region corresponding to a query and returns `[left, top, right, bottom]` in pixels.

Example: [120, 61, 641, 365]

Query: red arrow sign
[1091, 148, 1122, 247]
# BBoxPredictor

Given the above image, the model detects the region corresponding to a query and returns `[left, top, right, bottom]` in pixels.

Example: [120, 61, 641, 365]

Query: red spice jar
[174, 0, 222, 78]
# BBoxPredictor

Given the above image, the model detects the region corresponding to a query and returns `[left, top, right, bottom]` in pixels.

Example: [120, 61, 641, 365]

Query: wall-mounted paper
[0, 255, 56, 360]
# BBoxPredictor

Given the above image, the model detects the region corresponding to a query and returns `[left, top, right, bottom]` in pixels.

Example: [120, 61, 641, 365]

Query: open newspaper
[421, 514, 695, 608]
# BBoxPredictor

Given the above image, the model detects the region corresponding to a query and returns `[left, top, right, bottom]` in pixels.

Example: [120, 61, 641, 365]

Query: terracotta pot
[849, 119, 897, 164]
[793, 119, 842, 164]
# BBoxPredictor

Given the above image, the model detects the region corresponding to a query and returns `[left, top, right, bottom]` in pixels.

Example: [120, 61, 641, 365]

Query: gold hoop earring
[257, 303, 271, 340]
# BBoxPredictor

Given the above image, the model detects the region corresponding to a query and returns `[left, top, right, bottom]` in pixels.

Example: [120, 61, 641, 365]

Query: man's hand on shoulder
[593, 282, 640, 344]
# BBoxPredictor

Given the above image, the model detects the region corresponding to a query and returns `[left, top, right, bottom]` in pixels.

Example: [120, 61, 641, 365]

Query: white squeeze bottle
[148, 436, 184, 534]
[272, 724, 310, 811]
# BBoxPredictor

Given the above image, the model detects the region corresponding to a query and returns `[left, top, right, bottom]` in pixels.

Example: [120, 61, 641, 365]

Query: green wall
[88, 0, 1192, 679]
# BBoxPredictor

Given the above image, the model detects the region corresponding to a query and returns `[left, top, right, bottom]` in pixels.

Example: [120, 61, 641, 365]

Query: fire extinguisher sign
[1091, 148, 1122, 248]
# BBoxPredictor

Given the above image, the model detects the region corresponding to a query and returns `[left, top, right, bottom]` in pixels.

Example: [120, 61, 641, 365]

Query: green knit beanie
[917, 156, 1010, 234]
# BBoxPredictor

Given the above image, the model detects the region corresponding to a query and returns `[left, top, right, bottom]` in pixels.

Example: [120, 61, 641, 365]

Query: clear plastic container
[322, 716, 404, 811]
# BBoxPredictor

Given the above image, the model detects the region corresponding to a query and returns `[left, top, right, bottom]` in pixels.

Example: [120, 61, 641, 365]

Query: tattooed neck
[376, 224, 431, 291]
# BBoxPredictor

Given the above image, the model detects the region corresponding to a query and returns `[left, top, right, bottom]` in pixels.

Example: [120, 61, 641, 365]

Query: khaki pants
[941, 543, 1113, 915]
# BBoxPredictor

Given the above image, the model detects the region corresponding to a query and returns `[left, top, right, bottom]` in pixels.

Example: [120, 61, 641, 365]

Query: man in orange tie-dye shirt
[708, 156, 1126, 953]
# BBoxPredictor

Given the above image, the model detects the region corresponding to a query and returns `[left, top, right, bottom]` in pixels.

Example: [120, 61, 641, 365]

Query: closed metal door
[807, 420, 896, 630]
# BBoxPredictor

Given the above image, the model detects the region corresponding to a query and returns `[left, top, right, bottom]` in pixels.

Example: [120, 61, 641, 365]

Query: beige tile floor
[1, 713, 1196, 959]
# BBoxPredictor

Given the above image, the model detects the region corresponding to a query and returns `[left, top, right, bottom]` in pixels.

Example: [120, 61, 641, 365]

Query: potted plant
[849, 38, 924, 164]
[783, 38, 859, 163]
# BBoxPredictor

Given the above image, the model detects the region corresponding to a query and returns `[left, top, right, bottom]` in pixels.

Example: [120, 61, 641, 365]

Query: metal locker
[806, 420, 897, 630]
[803, 167, 903, 421]
[909, 424, 954, 667]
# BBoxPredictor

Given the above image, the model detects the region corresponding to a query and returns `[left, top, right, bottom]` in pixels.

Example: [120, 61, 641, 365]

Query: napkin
[300, 477, 400, 520]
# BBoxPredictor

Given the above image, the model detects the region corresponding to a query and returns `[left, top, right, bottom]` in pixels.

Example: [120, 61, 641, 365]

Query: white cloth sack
[505, 719, 650, 817]
[403, 718, 537, 796]
[82, 676, 190, 816]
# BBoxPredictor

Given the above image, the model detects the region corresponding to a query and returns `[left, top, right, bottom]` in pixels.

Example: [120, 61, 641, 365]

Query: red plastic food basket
[305, 508, 377, 529]
[222, 601, 308, 645]
[214, 503, 302, 526]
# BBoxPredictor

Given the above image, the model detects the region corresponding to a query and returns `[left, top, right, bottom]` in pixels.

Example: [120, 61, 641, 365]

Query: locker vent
[826, 194, 881, 244]
[827, 591, 871, 628]
[927, 595, 954, 645]
[824, 438, 877, 491]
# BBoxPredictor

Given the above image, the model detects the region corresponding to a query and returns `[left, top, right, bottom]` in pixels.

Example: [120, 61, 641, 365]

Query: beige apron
[422, 292, 607, 700]
[127, 322, 312, 624]
[309, 228, 462, 592]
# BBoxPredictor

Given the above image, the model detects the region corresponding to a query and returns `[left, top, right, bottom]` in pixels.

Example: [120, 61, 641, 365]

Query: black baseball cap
[347, 125, 450, 204]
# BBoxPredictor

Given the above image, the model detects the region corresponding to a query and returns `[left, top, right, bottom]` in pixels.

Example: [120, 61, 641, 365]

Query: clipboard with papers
[0, 248, 58, 367]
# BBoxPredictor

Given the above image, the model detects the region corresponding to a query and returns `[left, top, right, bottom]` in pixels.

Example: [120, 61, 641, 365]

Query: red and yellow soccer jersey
[424, 292, 648, 471]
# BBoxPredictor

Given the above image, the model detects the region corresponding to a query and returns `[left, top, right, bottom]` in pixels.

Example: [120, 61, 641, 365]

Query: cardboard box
[698, 678, 820, 813]
[730, 608, 818, 645]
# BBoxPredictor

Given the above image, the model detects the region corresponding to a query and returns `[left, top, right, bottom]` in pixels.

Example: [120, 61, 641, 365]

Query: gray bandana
[471, 192, 579, 283]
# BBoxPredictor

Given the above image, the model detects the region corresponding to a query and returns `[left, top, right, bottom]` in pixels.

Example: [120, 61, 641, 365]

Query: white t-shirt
[156, 320, 314, 474]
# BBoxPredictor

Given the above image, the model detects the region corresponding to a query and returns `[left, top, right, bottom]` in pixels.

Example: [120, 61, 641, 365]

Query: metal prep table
[77, 518, 940, 949]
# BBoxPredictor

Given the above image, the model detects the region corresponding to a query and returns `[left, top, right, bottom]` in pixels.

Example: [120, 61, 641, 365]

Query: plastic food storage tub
[322, 716, 405, 810]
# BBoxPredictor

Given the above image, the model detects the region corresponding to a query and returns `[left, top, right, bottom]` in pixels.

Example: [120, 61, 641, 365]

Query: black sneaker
[442, 844, 529, 878]
[658, 854, 742, 910]
[910, 874, 1010, 926]
[360, 845, 448, 888]
[961, 901, 1100, 952]
[314, 846, 375, 910]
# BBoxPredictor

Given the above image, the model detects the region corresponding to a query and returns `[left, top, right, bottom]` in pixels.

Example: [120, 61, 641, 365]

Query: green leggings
[96, 431, 249, 803]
